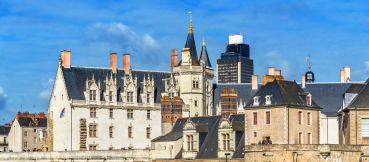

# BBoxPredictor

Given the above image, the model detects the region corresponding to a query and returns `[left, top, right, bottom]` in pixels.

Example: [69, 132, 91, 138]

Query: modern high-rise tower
[216, 34, 254, 83]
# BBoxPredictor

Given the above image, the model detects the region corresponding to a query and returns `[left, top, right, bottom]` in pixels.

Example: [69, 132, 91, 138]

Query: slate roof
[62, 67, 170, 103]
[246, 80, 320, 108]
[347, 79, 369, 108]
[183, 29, 200, 66]
[345, 83, 366, 93]
[152, 114, 245, 159]
[17, 117, 47, 127]
[0, 125, 10, 135]
[303, 82, 351, 116]
[199, 43, 212, 67]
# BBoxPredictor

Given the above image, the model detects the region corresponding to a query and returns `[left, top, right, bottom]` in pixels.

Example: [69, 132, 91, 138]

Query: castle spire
[188, 11, 193, 33]
[183, 11, 200, 66]
[199, 38, 212, 68]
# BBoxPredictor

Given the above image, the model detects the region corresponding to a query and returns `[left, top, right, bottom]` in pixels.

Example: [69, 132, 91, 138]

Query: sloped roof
[0, 125, 10, 135]
[199, 44, 212, 67]
[62, 67, 170, 103]
[348, 79, 369, 108]
[303, 83, 351, 116]
[184, 31, 200, 66]
[152, 114, 245, 159]
[246, 80, 320, 108]
[17, 117, 47, 127]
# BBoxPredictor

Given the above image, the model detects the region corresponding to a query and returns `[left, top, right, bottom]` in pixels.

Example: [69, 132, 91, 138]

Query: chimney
[344, 66, 351, 82]
[123, 53, 131, 75]
[268, 67, 276, 76]
[38, 112, 45, 118]
[110, 53, 117, 73]
[252, 75, 258, 90]
[61, 50, 71, 68]
[340, 69, 345, 83]
[301, 74, 306, 89]
[275, 70, 281, 76]
[171, 49, 178, 69]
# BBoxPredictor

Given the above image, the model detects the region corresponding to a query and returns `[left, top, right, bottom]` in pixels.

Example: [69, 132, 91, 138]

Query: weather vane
[188, 11, 192, 21]
[305, 54, 311, 71]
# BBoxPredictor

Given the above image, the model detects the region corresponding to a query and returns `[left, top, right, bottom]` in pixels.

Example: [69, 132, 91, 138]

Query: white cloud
[39, 78, 54, 100]
[0, 86, 7, 111]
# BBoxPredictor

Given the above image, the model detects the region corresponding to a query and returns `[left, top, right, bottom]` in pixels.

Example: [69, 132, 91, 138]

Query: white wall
[320, 113, 339, 144]
[8, 120, 22, 152]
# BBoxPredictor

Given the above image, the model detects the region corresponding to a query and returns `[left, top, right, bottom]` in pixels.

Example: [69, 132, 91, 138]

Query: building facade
[48, 51, 170, 151]
[8, 112, 47, 152]
[217, 34, 254, 83]
[245, 80, 321, 145]
[0, 125, 10, 152]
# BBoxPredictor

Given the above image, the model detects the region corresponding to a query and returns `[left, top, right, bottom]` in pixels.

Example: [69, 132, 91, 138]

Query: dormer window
[265, 95, 271, 105]
[109, 91, 113, 102]
[306, 94, 312, 106]
[89, 90, 97, 101]
[253, 96, 260, 106]
[127, 92, 133, 103]
[169, 92, 174, 99]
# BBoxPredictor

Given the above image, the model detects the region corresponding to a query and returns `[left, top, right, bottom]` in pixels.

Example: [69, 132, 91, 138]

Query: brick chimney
[38, 112, 45, 118]
[275, 70, 281, 76]
[340, 69, 345, 82]
[301, 74, 306, 89]
[252, 75, 258, 90]
[268, 67, 276, 75]
[123, 53, 131, 75]
[171, 49, 178, 69]
[61, 50, 71, 68]
[110, 52, 117, 73]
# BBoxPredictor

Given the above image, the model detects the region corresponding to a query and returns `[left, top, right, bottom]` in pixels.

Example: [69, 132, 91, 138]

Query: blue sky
[1, 0, 369, 123]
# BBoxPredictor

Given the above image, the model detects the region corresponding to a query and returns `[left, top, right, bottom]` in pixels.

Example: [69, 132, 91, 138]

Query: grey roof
[184, 30, 200, 66]
[246, 80, 320, 108]
[0, 125, 10, 135]
[303, 82, 351, 116]
[213, 83, 259, 109]
[345, 83, 366, 93]
[62, 67, 170, 103]
[152, 114, 245, 159]
[347, 80, 369, 108]
[199, 44, 212, 67]
[17, 117, 47, 127]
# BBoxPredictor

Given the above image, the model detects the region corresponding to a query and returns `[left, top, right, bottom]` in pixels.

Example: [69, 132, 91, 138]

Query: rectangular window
[127, 92, 133, 103]
[298, 132, 303, 144]
[90, 107, 97, 118]
[109, 91, 113, 102]
[253, 132, 257, 138]
[89, 90, 96, 101]
[24, 142, 28, 148]
[128, 126, 133, 138]
[127, 109, 133, 119]
[265, 111, 271, 124]
[147, 110, 151, 120]
[109, 108, 113, 118]
[89, 145, 97, 151]
[3, 137, 6, 143]
[109, 126, 113, 138]
[147, 93, 150, 103]
[222, 133, 230, 150]
[146, 127, 151, 139]
[253, 112, 258, 125]
[24, 131, 28, 137]
[194, 100, 198, 107]
[298, 111, 302, 125]
[307, 112, 311, 126]
[89, 124, 97, 137]
[192, 81, 199, 89]
[307, 133, 311, 144]
[187, 135, 194, 151]
[33, 137, 37, 144]
[362, 118, 369, 137]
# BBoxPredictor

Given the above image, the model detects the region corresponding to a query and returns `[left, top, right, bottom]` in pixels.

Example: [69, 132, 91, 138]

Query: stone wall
[0, 149, 150, 162]
[244, 144, 367, 162]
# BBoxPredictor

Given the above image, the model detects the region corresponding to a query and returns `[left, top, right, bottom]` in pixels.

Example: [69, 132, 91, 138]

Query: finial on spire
[305, 55, 311, 71]
[202, 38, 206, 46]
[188, 11, 193, 33]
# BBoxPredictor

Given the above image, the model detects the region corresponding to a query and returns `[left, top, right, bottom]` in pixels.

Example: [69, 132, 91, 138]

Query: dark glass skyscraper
[217, 34, 254, 83]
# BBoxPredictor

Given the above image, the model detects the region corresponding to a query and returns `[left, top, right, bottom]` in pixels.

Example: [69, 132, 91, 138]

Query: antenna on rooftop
[305, 55, 312, 71]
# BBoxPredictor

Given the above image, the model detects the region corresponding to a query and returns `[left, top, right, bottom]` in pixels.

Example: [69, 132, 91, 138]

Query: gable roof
[17, 117, 47, 127]
[213, 83, 259, 110]
[347, 79, 369, 108]
[246, 80, 319, 108]
[62, 67, 170, 103]
[303, 83, 351, 116]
